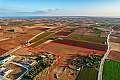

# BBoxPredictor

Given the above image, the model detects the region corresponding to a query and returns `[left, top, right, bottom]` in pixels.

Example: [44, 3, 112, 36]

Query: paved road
[98, 29, 113, 80]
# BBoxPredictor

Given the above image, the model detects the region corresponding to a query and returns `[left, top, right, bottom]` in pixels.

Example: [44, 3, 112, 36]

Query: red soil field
[108, 50, 120, 61]
[55, 31, 72, 36]
[54, 39, 108, 51]
[0, 48, 7, 56]
[37, 40, 106, 56]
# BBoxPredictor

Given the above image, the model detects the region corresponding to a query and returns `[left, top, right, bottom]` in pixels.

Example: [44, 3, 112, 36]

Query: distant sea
[0, 16, 52, 19]
[0, 16, 120, 19]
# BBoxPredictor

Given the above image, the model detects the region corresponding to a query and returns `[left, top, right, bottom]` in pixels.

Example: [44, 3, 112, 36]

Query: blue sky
[0, 0, 120, 16]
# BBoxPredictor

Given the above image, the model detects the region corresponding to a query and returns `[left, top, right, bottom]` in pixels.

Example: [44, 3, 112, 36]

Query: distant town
[0, 16, 120, 80]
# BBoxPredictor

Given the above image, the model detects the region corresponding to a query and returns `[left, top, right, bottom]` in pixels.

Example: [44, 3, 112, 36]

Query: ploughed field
[0, 48, 7, 56]
[0, 28, 41, 55]
[67, 34, 107, 44]
[108, 50, 120, 61]
[37, 39, 107, 56]
[54, 39, 108, 51]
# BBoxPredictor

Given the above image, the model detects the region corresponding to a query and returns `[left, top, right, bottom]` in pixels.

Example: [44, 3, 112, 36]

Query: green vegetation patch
[90, 22, 112, 27]
[67, 34, 107, 44]
[31, 32, 55, 47]
[29, 31, 53, 43]
[34, 23, 48, 26]
[76, 68, 98, 80]
[94, 28, 103, 37]
[103, 60, 120, 80]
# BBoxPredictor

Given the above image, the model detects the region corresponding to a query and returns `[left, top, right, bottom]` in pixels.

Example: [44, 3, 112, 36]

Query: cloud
[0, 8, 20, 15]
[0, 8, 120, 16]
[0, 8, 66, 16]
[17, 9, 65, 15]
[15, 10, 47, 15]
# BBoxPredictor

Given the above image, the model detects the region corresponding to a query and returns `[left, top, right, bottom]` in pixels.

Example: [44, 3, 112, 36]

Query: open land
[0, 17, 120, 80]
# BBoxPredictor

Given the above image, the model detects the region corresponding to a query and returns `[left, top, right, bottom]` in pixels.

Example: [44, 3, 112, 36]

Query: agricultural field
[110, 42, 120, 52]
[29, 31, 53, 43]
[72, 55, 101, 80]
[108, 50, 120, 61]
[76, 68, 98, 80]
[67, 34, 107, 44]
[0, 26, 41, 52]
[36, 41, 82, 56]
[0, 48, 7, 56]
[55, 31, 72, 37]
[30, 32, 55, 47]
[54, 39, 107, 51]
[37, 40, 107, 57]
[34, 23, 48, 26]
[103, 60, 120, 80]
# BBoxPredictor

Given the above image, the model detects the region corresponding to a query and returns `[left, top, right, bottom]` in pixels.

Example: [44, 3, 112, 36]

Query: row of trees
[72, 55, 103, 70]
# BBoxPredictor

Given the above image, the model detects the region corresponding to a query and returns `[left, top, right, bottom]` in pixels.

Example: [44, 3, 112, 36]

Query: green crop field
[76, 68, 98, 80]
[67, 34, 107, 44]
[30, 32, 55, 47]
[34, 23, 48, 26]
[29, 31, 53, 43]
[103, 60, 120, 80]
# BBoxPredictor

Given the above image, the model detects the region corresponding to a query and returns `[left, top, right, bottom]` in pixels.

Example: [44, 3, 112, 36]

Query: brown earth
[0, 48, 7, 56]
[108, 50, 120, 61]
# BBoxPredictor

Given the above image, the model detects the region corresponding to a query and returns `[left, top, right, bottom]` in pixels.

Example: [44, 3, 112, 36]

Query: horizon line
[0, 15, 120, 19]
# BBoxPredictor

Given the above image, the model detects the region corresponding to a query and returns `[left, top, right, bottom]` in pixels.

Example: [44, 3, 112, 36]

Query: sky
[0, 0, 120, 16]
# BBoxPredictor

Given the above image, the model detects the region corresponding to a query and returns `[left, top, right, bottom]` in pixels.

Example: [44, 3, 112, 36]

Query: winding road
[98, 29, 113, 80]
